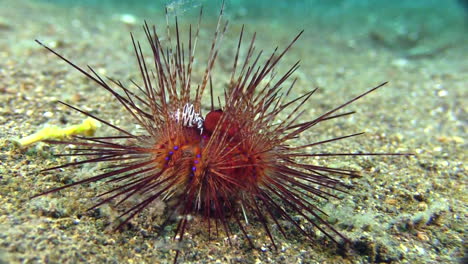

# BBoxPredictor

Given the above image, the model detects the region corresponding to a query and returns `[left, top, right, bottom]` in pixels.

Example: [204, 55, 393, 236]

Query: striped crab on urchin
[33, 2, 409, 262]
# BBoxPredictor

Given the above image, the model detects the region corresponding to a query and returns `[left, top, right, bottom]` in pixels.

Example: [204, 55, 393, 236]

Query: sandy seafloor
[0, 0, 466, 263]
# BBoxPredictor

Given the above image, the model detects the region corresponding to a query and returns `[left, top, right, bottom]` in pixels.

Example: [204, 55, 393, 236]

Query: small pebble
[118, 14, 137, 25]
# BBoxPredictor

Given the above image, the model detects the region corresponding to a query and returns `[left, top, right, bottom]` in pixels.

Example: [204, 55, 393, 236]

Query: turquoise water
[35, 0, 467, 58]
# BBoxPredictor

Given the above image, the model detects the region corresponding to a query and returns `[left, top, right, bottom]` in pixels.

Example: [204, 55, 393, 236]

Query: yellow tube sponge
[18, 117, 99, 147]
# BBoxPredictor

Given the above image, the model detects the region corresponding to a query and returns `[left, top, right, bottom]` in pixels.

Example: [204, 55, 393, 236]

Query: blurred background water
[2, 0, 466, 60]
[21, 0, 467, 60]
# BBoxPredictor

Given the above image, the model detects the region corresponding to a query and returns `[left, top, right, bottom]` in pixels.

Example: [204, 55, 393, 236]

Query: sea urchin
[33, 3, 408, 262]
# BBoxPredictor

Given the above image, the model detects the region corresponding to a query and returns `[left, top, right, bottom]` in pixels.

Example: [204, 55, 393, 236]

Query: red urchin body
[32, 3, 409, 262]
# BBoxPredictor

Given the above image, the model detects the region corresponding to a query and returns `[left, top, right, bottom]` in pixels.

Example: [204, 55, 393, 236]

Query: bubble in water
[166, 0, 202, 16]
